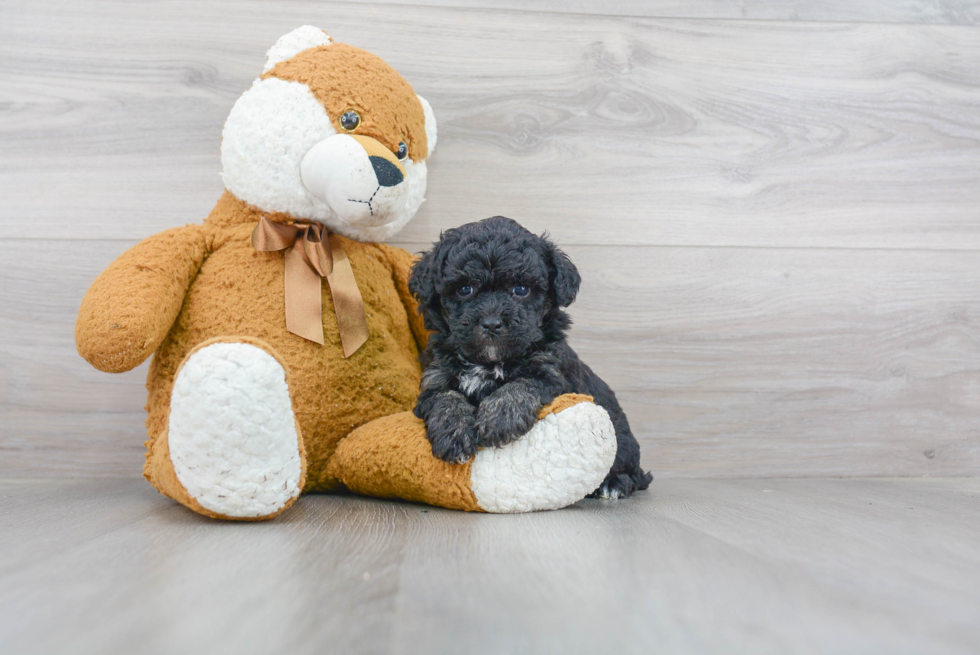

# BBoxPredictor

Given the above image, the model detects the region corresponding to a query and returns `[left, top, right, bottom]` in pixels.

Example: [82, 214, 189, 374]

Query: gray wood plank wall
[2, 0, 979, 479]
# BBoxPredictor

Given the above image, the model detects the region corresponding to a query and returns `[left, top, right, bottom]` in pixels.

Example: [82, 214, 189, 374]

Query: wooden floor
[1, 477, 977, 654]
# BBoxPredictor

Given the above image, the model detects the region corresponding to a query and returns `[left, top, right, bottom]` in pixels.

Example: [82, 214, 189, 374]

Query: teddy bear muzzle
[300, 133, 409, 227]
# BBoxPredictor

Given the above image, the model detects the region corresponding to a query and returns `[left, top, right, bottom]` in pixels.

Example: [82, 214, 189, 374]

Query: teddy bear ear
[263, 26, 333, 73]
[417, 95, 438, 158]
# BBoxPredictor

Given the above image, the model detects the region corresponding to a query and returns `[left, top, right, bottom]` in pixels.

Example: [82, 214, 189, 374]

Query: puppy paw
[475, 393, 539, 448]
[588, 473, 639, 500]
[425, 409, 478, 464]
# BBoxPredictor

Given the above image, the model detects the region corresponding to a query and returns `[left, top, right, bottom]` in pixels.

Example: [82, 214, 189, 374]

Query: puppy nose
[370, 156, 404, 187]
[480, 316, 504, 334]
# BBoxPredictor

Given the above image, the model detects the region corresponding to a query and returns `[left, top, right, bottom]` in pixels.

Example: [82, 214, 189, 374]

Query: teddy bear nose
[370, 156, 404, 187]
[480, 316, 504, 335]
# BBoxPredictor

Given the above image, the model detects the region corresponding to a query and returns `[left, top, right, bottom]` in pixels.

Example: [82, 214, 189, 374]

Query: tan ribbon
[251, 217, 368, 357]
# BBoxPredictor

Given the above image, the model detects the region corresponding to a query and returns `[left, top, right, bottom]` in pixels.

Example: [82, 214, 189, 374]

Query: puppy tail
[634, 468, 653, 491]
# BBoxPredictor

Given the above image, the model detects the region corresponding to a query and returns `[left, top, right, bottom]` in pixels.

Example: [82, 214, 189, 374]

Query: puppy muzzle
[472, 322, 515, 363]
[300, 133, 408, 227]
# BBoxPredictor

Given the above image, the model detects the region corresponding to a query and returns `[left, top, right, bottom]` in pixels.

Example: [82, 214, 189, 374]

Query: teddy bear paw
[168, 341, 304, 519]
[468, 400, 617, 513]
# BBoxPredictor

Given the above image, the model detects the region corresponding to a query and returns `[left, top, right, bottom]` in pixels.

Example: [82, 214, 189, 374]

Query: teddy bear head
[220, 26, 437, 241]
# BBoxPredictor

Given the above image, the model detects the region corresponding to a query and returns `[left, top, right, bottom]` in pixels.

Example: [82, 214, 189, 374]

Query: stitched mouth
[348, 184, 381, 216]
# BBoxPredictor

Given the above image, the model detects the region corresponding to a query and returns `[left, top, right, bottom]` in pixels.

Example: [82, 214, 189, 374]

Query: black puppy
[409, 216, 652, 499]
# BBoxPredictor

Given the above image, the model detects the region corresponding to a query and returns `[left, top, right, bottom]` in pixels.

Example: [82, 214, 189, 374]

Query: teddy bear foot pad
[469, 399, 618, 513]
[167, 341, 305, 519]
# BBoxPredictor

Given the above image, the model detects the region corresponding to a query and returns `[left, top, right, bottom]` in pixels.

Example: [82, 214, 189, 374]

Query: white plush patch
[417, 95, 438, 157]
[168, 342, 303, 518]
[470, 402, 617, 513]
[221, 77, 337, 221]
[263, 26, 332, 73]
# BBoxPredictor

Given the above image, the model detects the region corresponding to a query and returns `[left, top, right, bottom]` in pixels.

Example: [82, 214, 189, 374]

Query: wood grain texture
[0, 239, 150, 479]
[4, 238, 979, 479]
[563, 245, 980, 478]
[3, 1, 980, 479]
[1, 477, 978, 654]
[345, 0, 980, 25]
[2, 1, 980, 248]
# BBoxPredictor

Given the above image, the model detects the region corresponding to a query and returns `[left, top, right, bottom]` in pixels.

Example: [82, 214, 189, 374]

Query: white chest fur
[458, 363, 506, 397]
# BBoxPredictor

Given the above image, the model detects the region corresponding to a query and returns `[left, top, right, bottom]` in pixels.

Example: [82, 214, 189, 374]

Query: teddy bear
[75, 26, 617, 520]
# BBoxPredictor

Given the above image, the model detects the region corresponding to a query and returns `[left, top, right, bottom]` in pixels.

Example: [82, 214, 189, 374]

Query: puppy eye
[396, 141, 409, 161]
[457, 285, 475, 298]
[340, 110, 361, 131]
[512, 285, 531, 298]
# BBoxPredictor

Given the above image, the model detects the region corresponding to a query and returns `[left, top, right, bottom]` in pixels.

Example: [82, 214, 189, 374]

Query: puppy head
[410, 216, 581, 363]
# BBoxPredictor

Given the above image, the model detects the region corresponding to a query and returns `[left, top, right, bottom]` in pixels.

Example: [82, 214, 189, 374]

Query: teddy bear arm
[75, 225, 209, 373]
[377, 243, 430, 353]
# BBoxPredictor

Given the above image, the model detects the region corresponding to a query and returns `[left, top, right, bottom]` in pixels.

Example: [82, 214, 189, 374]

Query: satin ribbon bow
[251, 217, 368, 357]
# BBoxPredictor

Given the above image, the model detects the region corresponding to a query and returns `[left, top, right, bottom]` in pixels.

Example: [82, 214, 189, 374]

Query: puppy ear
[545, 240, 581, 307]
[409, 238, 450, 333]
[409, 248, 439, 309]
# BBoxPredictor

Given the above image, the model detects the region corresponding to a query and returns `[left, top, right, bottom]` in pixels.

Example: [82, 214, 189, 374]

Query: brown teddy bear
[75, 26, 616, 520]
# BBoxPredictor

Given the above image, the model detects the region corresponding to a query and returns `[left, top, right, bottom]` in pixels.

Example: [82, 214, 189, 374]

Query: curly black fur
[409, 216, 652, 499]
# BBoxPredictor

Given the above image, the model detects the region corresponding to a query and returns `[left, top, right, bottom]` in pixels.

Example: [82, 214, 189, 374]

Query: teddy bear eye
[396, 141, 409, 161]
[340, 110, 360, 131]
[457, 285, 475, 299]
[512, 285, 531, 298]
